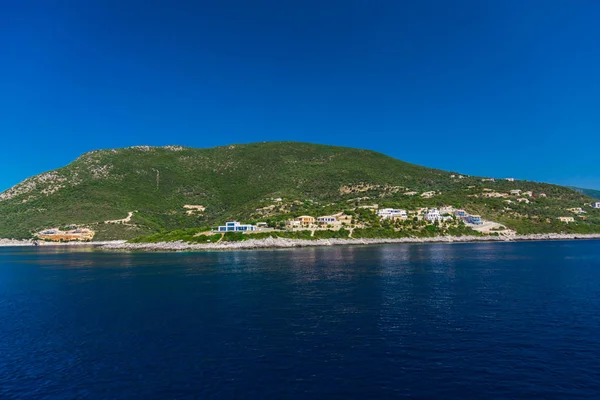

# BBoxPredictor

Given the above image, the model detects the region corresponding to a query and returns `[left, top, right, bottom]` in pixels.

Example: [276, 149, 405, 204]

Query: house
[377, 208, 407, 220]
[567, 207, 586, 214]
[505, 178, 515, 182]
[467, 215, 483, 225]
[455, 209, 467, 218]
[558, 217, 575, 223]
[317, 215, 338, 224]
[421, 191, 436, 198]
[523, 191, 533, 197]
[481, 178, 495, 182]
[285, 220, 301, 228]
[510, 190, 521, 195]
[217, 221, 258, 232]
[256, 222, 268, 228]
[424, 208, 442, 222]
[296, 216, 315, 226]
[539, 193, 547, 198]
[593, 202, 600, 209]
[517, 198, 530, 204]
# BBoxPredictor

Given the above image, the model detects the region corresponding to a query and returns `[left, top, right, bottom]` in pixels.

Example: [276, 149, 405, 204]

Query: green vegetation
[570, 187, 600, 200]
[0, 141, 599, 240]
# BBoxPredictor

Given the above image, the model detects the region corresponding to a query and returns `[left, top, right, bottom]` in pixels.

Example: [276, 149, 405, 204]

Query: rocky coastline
[0, 239, 125, 247]
[2, 234, 599, 251]
[96, 234, 600, 252]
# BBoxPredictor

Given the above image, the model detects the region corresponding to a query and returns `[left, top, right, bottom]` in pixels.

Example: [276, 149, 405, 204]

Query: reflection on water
[1, 241, 600, 399]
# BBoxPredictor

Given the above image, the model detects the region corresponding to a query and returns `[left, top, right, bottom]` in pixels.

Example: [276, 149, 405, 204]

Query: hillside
[1, 142, 599, 240]
[570, 187, 600, 200]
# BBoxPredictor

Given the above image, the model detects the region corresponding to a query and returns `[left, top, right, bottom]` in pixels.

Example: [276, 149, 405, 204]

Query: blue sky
[1, 0, 599, 191]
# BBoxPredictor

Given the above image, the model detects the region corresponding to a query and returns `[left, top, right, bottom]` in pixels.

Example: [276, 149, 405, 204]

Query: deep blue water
[1, 241, 600, 399]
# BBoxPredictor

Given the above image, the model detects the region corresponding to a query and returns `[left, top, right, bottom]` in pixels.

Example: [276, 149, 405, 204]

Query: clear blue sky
[1, 0, 599, 191]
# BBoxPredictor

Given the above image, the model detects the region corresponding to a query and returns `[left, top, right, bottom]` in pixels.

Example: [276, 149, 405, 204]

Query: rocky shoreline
[0, 239, 126, 247]
[2, 234, 599, 251]
[96, 234, 600, 252]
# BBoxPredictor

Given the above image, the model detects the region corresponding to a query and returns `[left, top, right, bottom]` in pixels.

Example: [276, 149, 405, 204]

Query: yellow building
[296, 216, 315, 226]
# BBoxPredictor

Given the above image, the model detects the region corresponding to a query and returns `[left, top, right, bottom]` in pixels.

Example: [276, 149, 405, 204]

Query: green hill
[570, 187, 600, 200]
[1, 142, 599, 240]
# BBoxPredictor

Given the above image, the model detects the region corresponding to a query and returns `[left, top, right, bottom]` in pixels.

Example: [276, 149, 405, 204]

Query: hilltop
[0, 142, 599, 240]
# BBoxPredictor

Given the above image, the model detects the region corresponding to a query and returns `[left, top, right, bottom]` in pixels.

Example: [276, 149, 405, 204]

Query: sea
[1, 241, 599, 399]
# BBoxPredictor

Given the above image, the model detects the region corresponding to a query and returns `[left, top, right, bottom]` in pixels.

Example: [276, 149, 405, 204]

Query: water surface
[1, 241, 600, 399]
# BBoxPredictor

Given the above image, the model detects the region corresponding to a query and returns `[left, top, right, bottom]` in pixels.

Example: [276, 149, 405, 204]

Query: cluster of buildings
[376, 207, 483, 225]
[216, 212, 352, 232]
[216, 199, 600, 232]
[285, 212, 351, 228]
[557, 202, 600, 223]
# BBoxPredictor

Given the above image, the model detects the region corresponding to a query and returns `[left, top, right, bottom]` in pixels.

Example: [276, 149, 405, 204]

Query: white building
[217, 221, 258, 232]
[424, 208, 442, 222]
[510, 189, 521, 195]
[377, 208, 407, 220]
[592, 202, 600, 209]
[317, 216, 338, 224]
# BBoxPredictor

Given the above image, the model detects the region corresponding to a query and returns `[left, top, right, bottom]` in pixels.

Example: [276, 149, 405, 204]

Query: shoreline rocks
[96, 234, 600, 252]
[0, 239, 126, 247]
[3, 235, 600, 252]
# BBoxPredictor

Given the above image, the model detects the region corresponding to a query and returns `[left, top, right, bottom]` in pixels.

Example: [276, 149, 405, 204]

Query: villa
[217, 221, 258, 232]
[317, 215, 338, 224]
[593, 202, 600, 209]
[467, 215, 483, 225]
[510, 190, 521, 195]
[505, 178, 515, 182]
[424, 208, 442, 222]
[296, 216, 315, 226]
[377, 208, 407, 220]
